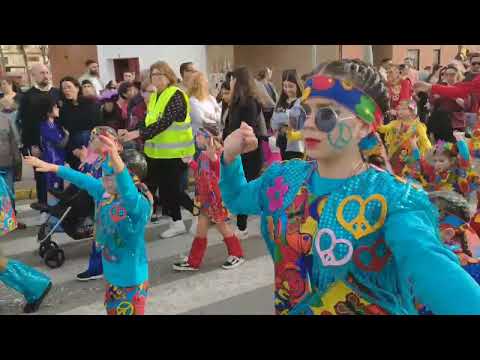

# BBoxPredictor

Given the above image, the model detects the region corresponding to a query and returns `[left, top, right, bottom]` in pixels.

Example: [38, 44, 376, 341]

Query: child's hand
[206, 137, 217, 161]
[456, 98, 465, 108]
[98, 134, 124, 173]
[453, 131, 466, 142]
[31, 145, 42, 158]
[24, 156, 58, 173]
[73, 146, 89, 162]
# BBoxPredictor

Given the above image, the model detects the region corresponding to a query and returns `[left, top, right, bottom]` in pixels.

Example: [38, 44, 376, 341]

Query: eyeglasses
[151, 72, 166, 77]
[472, 62, 480, 66]
[289, 105, 355, 133]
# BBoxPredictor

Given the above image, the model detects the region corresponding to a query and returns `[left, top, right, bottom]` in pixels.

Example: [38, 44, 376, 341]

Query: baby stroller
[37, 185, 95, 269]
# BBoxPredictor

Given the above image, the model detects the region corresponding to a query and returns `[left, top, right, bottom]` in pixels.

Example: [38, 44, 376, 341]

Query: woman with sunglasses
[220, 59, 480, 315]
[271, 69, 305, 161]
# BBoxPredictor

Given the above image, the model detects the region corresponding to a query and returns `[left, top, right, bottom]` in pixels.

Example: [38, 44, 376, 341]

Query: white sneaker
[189, 217, 198, 235]
[222, 255, 245, 270]
[236, 229, 249, 240]
[160, 220, 187, 239]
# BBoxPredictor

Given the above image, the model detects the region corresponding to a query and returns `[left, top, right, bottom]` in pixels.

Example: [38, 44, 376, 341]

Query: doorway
[113, 57, 140, 82]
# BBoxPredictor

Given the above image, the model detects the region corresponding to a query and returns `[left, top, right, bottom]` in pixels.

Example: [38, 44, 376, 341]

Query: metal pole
[363, 45, 373, 65]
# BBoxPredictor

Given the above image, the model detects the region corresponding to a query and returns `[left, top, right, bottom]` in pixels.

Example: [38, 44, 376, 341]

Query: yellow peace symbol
[337, 194, 388, 240]
[116, 301, 134, 315]
[341, 79, 354, 91]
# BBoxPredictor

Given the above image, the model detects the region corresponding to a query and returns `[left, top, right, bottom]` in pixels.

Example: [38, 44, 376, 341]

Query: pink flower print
[267, 177, 289, 212]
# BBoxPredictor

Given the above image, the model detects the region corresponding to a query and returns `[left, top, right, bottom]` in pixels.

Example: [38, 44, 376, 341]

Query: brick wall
[392, 45, 459, 69]
[49, 45, 98, 86]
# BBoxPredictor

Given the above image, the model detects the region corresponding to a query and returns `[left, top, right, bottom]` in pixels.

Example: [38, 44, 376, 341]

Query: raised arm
[115, 167, 151, 218]
[24, 156, 105, 201]
[385, 202, 480, 315]
[220, 122, 265, 215]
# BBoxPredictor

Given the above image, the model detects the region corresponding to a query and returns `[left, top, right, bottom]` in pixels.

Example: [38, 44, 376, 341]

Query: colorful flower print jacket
[220, 156, 480, 315]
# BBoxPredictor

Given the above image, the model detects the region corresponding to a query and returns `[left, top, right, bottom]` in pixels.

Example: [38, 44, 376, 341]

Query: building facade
[48, 45, 480, 89]
[49, 45, 207, 86]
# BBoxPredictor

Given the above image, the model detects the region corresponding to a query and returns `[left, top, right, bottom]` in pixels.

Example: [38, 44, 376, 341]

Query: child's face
[102, 175, 117, 195]
[433, 153, 452, 172]
[49, 105, 59, 118]
[397, 103, 413, 120]
[196, 133, 208, 149]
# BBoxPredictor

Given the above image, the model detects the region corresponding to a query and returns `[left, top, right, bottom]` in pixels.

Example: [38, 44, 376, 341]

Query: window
[27, 56, 40, 62]
[407, 49, 420, 70]
[433, 49, 441, 66]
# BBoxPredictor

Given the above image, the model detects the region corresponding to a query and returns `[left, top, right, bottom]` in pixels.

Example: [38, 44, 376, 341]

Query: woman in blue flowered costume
[0, 171, 52, 313]
[26, 133, 153, 315]
[219, 59, 480, 315]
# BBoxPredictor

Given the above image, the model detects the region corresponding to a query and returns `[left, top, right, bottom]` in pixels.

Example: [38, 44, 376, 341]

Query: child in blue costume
[26, 134, 153, 315]
[40, 100, 68, 193]
[418, 191, 480, 315]
[72, 126, 117, 282]
[0, 170, 52, 313]
[220, 59, 480, 315]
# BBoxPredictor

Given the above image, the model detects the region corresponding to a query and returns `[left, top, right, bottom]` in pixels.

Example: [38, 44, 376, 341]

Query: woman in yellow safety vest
[120, 61, 195, 239]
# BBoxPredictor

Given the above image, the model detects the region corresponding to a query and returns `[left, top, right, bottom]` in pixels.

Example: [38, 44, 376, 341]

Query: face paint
[327, 121, 353, 149]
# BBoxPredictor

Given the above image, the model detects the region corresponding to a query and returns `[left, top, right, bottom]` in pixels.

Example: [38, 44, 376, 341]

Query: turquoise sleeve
[115, 168, 151, 218]
[385, 210, 480, 315]
[412, 148, 420, 161]
[57, 166, 105, 201]
[457, 139, 470, 161]
[219, 154, 264, 216]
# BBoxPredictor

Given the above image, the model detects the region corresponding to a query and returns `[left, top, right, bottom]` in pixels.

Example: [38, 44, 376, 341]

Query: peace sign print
[116, 301, 134, 315]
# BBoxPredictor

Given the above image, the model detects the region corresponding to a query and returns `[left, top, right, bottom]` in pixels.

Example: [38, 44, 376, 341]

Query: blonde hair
[149, 61, 177, 86]
[188, 72, 209, 101]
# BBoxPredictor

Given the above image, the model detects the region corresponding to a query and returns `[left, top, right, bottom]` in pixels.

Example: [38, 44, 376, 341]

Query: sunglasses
[472, 62, 480, 66]
[289, 105, 355, 132]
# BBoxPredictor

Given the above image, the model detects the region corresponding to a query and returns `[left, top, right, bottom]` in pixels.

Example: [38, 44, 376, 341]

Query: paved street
[0, 199, 275, 315]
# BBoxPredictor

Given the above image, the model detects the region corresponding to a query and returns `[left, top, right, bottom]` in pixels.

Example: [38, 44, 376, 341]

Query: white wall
[96, 45, 207, 83]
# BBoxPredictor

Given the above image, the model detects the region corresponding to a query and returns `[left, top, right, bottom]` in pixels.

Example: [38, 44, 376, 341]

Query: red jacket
[431, 75, 480, 113]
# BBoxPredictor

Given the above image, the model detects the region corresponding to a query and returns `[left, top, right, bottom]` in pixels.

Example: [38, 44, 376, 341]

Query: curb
[15, 188, 36, 201]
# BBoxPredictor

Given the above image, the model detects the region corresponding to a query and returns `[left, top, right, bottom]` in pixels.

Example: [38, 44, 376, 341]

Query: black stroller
[37, 185, 95, 268]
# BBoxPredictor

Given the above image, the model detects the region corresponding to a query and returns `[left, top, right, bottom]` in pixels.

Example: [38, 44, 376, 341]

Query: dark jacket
[99, 103, 124, 130]
[59, 97, 101, 133]
[59, 97, 102, 151]
[225, 96, 263, 180]
[18, 87, 61, 147]
[224, 96, 261, 140]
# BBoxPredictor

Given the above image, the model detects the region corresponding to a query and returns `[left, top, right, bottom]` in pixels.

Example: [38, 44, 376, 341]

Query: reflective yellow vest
[143, 86, 195, 159]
